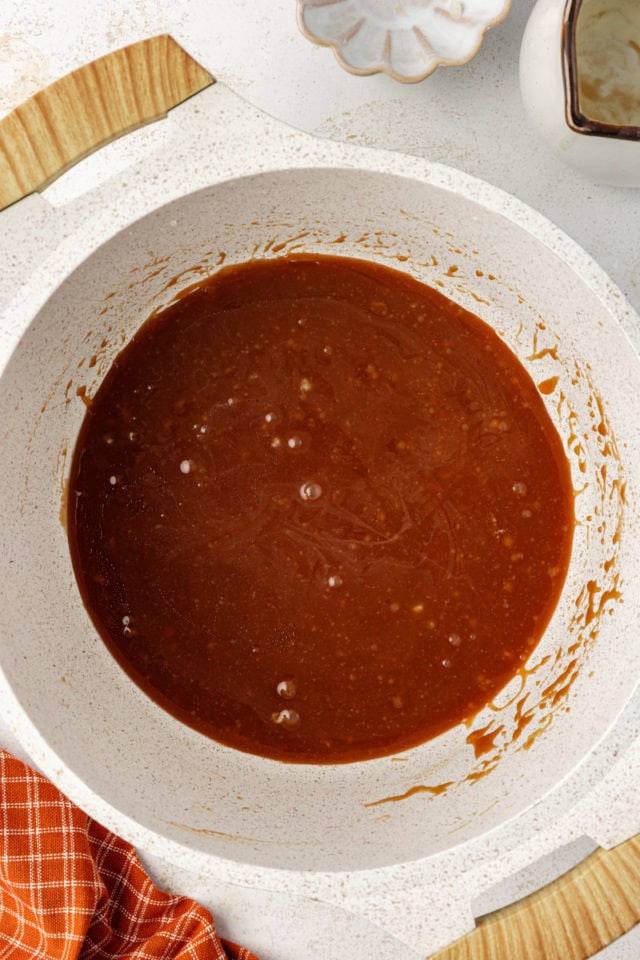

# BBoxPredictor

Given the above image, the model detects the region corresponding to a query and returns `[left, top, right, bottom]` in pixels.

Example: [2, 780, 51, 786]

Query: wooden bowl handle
[436, 833, 640, 959]
[0, 35, 213, 211]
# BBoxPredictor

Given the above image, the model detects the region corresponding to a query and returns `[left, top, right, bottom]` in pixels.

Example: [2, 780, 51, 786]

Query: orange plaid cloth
[0, 750, 259, 960]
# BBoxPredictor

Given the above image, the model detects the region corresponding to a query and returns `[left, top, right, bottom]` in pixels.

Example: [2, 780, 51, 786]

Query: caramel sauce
[67, 255, 574, 763]
[538, 376, 560, 395]
[75, 385, 91, 408]
[364, 781, 454, 807]
[466, 721, 505, 759]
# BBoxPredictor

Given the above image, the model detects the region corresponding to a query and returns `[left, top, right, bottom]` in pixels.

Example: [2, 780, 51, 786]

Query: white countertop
[1, 1, 639, 957]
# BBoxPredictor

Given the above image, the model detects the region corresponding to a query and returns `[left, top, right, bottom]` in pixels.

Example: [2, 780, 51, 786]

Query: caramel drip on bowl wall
[40, 221, 626, 802]
[364, 323, 626, 808]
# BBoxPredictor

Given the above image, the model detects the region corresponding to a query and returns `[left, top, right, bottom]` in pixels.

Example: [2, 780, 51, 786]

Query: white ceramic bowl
[297, 0, 512, 82]
[1, 84, 639, 954]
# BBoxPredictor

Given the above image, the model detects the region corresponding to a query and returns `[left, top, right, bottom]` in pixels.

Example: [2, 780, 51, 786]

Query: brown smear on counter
[67, 254, 575, 764]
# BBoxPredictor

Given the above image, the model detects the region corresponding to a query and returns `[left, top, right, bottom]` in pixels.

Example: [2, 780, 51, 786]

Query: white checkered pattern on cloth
[0, 750, 259, 960]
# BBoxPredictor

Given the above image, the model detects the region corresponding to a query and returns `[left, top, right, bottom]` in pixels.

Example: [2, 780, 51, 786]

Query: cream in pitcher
[520, 0, 640, 185]
[569, 0, 640, 132]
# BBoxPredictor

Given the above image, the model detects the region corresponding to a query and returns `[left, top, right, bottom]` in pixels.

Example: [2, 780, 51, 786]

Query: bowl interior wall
[0, 168, 638, 872]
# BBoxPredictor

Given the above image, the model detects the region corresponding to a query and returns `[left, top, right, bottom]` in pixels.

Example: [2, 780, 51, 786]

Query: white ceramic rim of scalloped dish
[296, 0, 512, 82]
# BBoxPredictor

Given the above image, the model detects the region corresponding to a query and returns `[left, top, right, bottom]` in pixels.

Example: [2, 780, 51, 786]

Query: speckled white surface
[1, 3, 640, 959]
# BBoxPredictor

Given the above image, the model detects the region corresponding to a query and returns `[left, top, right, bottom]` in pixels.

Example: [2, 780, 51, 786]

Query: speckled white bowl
[0, 84, 639, 955]
[297, 0, 512, 81]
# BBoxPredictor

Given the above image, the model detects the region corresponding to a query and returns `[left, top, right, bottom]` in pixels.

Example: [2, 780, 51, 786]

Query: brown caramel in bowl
[68, 255, 573, 763]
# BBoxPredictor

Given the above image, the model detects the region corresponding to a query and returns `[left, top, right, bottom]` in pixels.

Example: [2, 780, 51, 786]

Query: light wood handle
[0, 35, 213, 211]
[435, 833, 640, 959]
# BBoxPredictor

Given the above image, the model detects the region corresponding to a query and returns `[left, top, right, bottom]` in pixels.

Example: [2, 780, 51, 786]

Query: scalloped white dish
[297, 0, 511, 82]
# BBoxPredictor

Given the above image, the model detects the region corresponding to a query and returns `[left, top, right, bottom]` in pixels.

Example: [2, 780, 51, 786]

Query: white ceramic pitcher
[520, 0, 640, 186]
